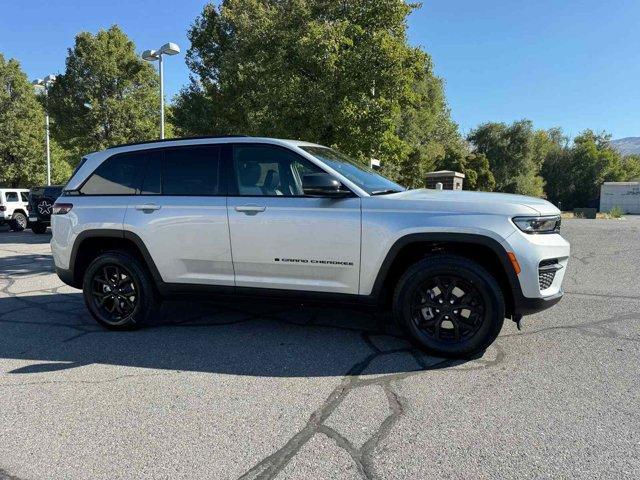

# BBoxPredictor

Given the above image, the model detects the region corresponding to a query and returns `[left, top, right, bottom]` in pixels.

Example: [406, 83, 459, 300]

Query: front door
[124, 145, 234, 286]
[226, 144, 361, 294]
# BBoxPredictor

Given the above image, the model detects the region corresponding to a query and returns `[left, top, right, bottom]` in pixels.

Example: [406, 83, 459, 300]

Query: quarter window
[80, 153, 145, 195]
[5, 192, 19, 202]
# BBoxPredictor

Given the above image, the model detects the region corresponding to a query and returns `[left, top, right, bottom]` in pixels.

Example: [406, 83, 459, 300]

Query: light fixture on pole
[141, 42, 180, 140]
[32, 75, 56, 186]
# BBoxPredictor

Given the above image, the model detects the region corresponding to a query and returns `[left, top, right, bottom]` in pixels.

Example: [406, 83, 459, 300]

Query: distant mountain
[611, 137, 640, 156]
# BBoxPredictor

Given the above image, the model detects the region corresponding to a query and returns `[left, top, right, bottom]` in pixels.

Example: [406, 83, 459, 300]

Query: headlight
[512, 215, 561, 234]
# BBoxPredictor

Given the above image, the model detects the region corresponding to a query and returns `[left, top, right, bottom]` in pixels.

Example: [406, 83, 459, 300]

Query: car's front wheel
[393, 255, 505, 358]
[9, 212, 27, 231]
[82, 251, 159, 330]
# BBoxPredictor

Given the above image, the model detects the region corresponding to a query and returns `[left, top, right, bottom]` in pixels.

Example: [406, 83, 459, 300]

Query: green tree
[47, 26, 160, 156]
[467, 120, 544, 196]
[173, 0, 461, 187]
[541, 130, 627, 209]
[439, 147, 495, 191]
[621, 154, 640, 181]
[0, 54, 52, 187]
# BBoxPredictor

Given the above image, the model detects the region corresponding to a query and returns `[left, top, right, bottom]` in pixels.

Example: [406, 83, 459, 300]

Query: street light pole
[142, 43, 180, 140]
[159, 53, 164, 139]
[45, 101, 51, 185]
[32, 75, 56, 185]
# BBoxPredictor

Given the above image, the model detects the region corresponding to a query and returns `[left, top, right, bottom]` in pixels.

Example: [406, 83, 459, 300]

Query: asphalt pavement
[0, 218, 638, 479]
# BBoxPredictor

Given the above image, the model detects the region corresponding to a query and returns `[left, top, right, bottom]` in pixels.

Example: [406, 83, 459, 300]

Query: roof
[107, 135, 249, 150]
[425, 170, 466, 179]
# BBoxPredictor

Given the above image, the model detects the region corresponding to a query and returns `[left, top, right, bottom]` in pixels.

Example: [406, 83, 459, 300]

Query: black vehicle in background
[27, 185, 63, 234]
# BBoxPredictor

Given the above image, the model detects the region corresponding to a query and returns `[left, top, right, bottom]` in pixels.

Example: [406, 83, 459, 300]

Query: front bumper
[503, 229, 570, 316]
[513, 290, 563, 316]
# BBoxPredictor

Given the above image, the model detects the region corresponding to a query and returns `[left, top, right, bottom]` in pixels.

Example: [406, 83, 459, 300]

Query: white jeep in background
[50, 136, 570, 357]
[0, 188, 30, 231]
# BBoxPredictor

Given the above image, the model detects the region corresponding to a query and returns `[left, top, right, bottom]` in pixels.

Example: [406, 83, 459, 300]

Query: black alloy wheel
[83, 251, 159, 329]
[410, 275, 484, 343]
[393, 254, 505, 357]
[91, 264, 138, 325]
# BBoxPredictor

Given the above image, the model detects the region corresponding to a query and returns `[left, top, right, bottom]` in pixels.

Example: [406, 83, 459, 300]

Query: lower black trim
[161, 284, 377, 306]
[55, 266, 77, 288]
[513, 290, 563, 315]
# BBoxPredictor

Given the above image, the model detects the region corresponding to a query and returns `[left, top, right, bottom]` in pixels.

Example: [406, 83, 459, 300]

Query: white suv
[0, 188, 30, 231]
[51, 137, 570, 357]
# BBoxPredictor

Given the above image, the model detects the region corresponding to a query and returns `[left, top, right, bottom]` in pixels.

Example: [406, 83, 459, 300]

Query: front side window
[233, 145, 324, 196]
[300, 146, 404, 195]
[80, 153, 145, 195]
[5, 192, 19, 202]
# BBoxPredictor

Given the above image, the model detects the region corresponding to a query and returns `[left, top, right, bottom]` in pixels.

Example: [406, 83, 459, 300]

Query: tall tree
[467, 120, 545, 196]
[541, 130, 628, 209]
[621, 154, 640, 181]
[0, 54, 55, 187]
[173, 0, 461, 187]
[47, 26, 160, 156]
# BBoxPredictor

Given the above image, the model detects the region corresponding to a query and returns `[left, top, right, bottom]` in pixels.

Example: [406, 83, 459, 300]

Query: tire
[9, 212, 27, 232]
[82, 250, 160, 330]
[31, 222, 48, 234]
[392, 254, 505, 358]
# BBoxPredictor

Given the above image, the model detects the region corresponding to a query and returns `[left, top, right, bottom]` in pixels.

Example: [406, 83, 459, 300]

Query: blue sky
[1, 0, 638, 139]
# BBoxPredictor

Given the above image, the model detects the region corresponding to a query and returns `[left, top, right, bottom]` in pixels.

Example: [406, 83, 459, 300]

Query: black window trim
[75, 144, 229, 197]
[227, 142, 356, 199]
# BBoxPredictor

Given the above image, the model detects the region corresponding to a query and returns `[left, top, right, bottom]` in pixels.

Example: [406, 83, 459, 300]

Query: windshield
[300, 146, 404, 195]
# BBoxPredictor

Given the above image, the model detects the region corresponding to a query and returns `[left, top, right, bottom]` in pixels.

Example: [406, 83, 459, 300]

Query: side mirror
[302, 173, 351, 197]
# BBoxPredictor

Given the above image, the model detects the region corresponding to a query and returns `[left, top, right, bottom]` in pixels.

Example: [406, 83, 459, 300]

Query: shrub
[608, 206, 624, 218]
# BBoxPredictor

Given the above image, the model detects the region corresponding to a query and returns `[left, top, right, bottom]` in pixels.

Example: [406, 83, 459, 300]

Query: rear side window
[20, 192, 29, 202]
[80, 153, 145, 195]
[5, 192, 18, 202]
[161, 146, 221, 196]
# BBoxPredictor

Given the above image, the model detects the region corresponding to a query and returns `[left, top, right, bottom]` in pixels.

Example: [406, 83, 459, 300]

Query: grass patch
[608, 206, 624, 219]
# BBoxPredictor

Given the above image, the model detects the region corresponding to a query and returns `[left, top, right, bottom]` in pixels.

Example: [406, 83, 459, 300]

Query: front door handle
[134, 203, 161, 213]
[235, 204, 266, 215]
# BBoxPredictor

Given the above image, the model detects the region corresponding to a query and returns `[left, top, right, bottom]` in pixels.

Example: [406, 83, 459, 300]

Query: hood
[379, 188, 560, 216]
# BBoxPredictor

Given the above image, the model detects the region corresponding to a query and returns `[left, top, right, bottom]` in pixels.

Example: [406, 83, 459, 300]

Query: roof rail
[107, 135, 249, 150]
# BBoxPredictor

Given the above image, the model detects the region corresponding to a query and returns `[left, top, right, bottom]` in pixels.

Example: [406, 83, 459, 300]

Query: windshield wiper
[370, 189, 402, 196]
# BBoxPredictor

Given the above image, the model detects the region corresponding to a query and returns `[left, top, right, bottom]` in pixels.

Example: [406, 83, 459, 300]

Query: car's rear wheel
[9, 212, 27, 231]
[82, 251, 159, 330]
[31, 222, 48, 234]
[393, 255, 505, 358]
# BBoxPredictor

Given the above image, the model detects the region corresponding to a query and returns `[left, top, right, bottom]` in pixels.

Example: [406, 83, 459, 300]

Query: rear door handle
[134, 203, 161, 212]
[235, 204, 266, 215]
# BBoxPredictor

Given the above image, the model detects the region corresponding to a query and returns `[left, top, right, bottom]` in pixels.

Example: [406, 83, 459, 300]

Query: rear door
[124, 145, 234, 286]
[226, 143, 361, 294]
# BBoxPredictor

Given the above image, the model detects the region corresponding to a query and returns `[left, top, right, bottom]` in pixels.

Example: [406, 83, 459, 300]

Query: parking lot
[0, 219, 638, 480]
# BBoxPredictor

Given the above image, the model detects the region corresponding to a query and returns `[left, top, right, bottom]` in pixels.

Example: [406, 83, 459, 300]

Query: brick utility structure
[600, 181, 640, 214]
[425, 170, 465, 190]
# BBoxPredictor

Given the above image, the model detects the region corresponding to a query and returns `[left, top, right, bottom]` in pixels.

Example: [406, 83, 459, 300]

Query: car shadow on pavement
[0, 253, 54, 277]
[0, 291, 474, 378]
[0, 228, 51, 244]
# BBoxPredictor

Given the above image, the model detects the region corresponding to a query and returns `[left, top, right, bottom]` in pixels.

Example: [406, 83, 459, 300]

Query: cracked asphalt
[0, 218, 638, 480]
